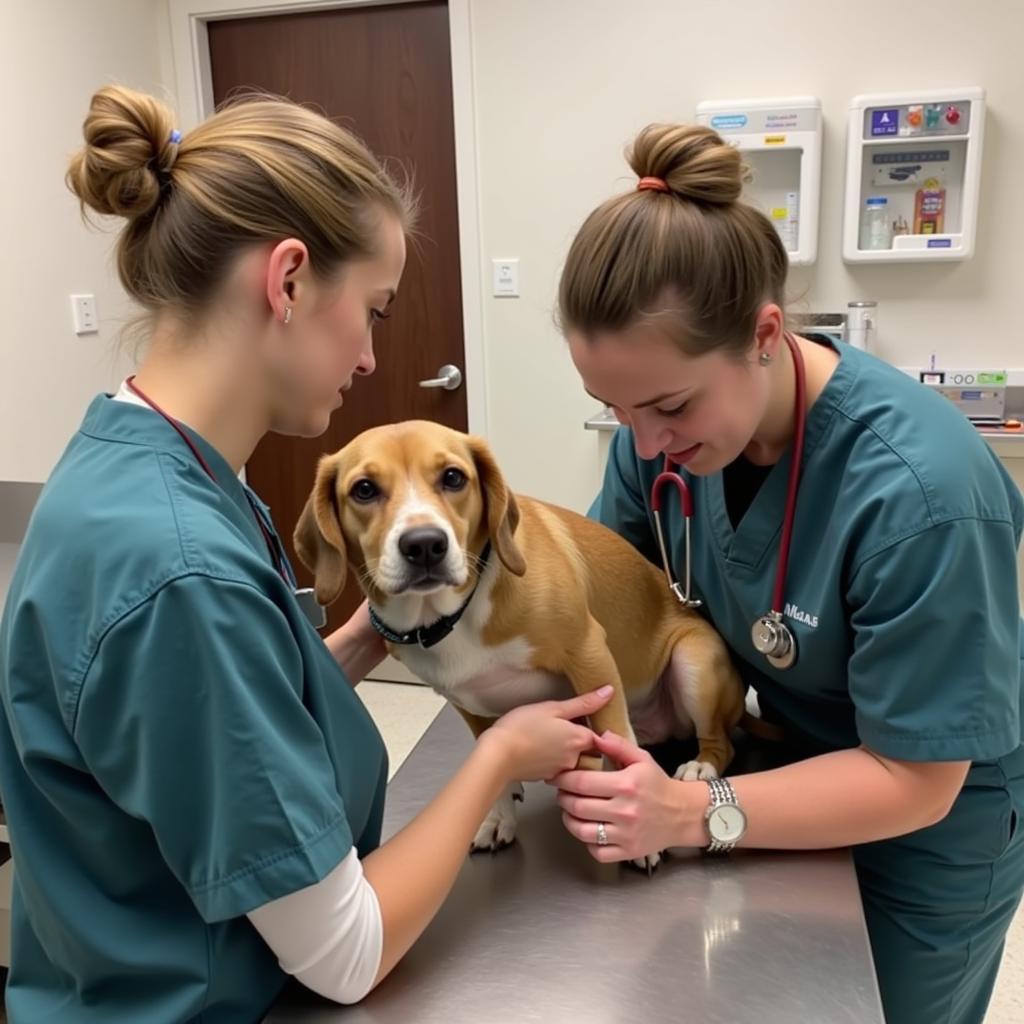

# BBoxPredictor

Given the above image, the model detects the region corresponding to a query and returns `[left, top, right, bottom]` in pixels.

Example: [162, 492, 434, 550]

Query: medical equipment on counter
[650, 334, 808, 670]
[124, 377, 328, 629]
[917, 362, 1008, 424]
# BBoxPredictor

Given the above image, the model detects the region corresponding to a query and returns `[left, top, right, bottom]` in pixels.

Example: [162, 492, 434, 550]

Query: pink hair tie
[637, 176, 670, 193]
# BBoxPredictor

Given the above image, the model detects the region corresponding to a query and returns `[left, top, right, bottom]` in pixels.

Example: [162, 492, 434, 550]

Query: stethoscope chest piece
[751, 611, 797, 670]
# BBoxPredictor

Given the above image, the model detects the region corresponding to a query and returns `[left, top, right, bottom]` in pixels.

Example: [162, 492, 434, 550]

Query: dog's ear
[467, 435, 526, 577]
[293, 455, 348, 606]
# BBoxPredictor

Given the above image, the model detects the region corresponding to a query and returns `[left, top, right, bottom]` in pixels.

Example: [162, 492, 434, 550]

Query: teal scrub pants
[855, 771, 1024, 1024]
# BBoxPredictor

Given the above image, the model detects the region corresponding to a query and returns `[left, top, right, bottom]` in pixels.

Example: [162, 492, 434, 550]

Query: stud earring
[759, 351, 772, 366]
[283, 306, 293, 325]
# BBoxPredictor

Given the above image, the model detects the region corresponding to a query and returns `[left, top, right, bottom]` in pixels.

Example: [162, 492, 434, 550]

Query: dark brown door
[208, 1, 468, 635]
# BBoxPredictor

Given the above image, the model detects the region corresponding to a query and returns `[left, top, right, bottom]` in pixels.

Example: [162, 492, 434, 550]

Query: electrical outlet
[71, 294, 98, 335]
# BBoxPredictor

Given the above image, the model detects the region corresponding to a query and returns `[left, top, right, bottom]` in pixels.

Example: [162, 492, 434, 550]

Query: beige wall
[0, 0, 175, 484]
[469, 0, 1024, 512]
[4, 0, 1023, 517]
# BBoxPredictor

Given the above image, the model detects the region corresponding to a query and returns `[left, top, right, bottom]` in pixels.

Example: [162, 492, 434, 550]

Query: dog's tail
[738, 712, 786, 743]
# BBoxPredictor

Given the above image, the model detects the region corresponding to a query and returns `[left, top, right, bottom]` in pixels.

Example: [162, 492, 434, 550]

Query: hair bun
[66, 85, 179, 221]
[628, 123, 744, 206]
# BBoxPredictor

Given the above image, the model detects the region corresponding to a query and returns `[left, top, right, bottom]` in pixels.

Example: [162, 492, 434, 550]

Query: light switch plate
[492, 259, 520, 297]
[71, 294, 98, 335]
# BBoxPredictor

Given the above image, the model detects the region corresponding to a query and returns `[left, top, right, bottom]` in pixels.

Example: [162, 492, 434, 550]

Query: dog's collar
[368, 543, 492, 649]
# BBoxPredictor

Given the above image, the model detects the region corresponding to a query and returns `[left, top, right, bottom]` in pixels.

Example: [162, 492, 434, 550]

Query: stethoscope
[124, 377, 328, 630]
[650, 333, 807, 670]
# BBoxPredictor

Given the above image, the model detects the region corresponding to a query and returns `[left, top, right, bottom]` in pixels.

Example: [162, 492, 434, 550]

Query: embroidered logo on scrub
[784, 603, 819, 628]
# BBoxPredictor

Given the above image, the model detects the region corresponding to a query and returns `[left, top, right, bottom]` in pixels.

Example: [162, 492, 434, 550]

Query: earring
[283, 306, 293, 325]
[759, 351, 772, 366]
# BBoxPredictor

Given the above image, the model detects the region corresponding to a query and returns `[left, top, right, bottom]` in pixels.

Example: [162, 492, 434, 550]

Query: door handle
[418, 364, 463, 391]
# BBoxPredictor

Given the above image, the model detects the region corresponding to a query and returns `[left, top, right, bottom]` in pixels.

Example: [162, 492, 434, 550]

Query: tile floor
[357, 680, 1024, 1023]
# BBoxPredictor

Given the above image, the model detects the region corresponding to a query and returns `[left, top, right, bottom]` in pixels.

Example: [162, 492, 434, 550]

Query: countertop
[265, 706, 884, 1024]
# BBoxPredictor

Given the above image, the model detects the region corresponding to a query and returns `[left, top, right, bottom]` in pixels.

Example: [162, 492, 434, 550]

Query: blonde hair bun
[66, 85, 179, 221]
[628, 123, 743, 206]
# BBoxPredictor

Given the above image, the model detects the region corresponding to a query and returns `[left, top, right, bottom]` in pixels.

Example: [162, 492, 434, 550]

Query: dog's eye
[441, 468, 467, 491]
[350, 478, 380, 503]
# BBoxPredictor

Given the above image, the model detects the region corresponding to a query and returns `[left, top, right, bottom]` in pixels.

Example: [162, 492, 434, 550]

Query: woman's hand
[325, 599, 388, 686]
[551, 730, 706, 862]
[480, 687, 614, 784]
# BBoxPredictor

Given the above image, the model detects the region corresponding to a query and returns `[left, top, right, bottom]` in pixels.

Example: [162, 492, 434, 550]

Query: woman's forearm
[682, 747, 969, 849]
[362, 734, 511, 987]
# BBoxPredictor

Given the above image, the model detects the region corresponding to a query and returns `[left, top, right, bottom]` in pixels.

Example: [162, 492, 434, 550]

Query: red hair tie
[637, 176, 670, 193]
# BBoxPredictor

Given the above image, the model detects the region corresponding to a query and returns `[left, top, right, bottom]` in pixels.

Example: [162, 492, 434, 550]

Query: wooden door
[207, 1, 467, 642]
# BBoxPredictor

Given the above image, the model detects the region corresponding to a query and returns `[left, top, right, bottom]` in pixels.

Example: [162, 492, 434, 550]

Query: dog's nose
[398, 527, 449, 569]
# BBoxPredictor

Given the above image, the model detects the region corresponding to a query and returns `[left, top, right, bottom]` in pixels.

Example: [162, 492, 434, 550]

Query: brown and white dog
[294, 420, 752, 863]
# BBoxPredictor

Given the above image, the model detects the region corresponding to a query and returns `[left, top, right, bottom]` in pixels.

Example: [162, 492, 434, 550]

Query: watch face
[709, 804, 746, 843]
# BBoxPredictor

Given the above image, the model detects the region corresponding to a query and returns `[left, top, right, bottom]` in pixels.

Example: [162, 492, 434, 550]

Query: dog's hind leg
[663, 635, 745, 783]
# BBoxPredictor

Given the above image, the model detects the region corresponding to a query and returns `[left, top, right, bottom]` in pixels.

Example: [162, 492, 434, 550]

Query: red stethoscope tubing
[651, 332, 807, 617]
[124, 376, 292, 586]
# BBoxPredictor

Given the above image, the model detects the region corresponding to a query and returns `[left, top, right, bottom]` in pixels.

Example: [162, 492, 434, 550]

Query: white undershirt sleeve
[247, 848, 383, 1005]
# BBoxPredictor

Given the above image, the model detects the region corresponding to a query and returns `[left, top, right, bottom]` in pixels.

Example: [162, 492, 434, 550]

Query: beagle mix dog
[295, 421, 753, 863]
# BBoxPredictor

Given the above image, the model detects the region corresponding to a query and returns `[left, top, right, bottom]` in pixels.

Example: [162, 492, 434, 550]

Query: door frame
[167, 0, 489, 436]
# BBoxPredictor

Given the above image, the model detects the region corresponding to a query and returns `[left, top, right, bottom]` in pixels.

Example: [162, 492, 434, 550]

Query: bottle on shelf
[860, 196, 892, 250]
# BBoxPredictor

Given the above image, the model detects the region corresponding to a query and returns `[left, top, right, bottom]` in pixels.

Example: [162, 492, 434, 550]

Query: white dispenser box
[696, 96, 822, 266]
[842, 87, 985, 262]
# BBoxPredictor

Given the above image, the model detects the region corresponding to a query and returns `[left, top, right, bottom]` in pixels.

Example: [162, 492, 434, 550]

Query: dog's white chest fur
[379, 570, 572, 719]
[398, 630, 571, 718]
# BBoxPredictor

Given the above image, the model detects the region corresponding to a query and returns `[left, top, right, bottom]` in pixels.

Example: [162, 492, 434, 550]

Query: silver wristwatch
[704, 777, 747, 853]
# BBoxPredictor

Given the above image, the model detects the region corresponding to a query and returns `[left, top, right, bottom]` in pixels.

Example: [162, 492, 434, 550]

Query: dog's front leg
[454, 706, 524, 852]
[561, 616, 636, 769]
[561, 619, 659, 873]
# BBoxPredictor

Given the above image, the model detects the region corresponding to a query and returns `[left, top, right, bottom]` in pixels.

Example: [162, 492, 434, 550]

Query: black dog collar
[368, 543, 492, 649]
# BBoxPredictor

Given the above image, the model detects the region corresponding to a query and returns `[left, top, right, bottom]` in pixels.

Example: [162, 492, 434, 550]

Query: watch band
[705, 777, 743, 853]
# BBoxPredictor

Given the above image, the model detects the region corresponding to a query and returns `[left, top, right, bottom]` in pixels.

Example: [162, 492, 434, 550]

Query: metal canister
[845, 300, 877, 351]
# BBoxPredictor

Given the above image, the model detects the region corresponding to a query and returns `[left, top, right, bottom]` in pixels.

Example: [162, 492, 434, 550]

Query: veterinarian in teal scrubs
[552, 123, 1024, 1024]
[0, 87, 610, 1023]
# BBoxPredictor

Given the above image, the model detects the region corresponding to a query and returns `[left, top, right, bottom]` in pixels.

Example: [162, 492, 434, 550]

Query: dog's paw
[471, 808, 517, 852]
[628, 851, 662, 873]
[576, 753, 604, 772]
[511, 781, 525, 803]
[673, 760, 720, 782]
[470, 784, 520, 852]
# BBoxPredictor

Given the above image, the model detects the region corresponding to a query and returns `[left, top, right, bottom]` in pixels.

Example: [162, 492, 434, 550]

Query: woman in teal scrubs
[552, 123, 1024, 1024]
[0, 87, 613, 1023]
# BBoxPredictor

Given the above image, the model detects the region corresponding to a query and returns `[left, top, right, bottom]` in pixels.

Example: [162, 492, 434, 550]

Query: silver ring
[596, 822, 609, 846]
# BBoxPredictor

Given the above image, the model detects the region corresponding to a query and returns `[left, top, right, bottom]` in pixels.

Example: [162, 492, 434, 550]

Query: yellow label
[765, 134, 786, 145]
[770, 208, 788, 220]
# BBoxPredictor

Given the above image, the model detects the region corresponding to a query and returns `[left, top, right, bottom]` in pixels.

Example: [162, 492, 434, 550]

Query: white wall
[469, 0, 1024, 512]
[0, 0, 176, 485]
[5, 0, 1023, 513]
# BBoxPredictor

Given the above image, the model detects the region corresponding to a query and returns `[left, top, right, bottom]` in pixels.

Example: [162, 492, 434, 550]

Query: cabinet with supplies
[842, 87, 985, 262]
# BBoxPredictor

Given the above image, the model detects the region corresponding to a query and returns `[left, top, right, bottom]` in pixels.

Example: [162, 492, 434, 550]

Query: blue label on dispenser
[710, 114, 748, 129]
[870, 108, 899, 136]
[927, 238, 953, 248]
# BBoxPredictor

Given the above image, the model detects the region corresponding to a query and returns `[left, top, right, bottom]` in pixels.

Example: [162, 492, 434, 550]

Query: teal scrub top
[591, 340, 1024, 771]
[0, 396, 388, 1023]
